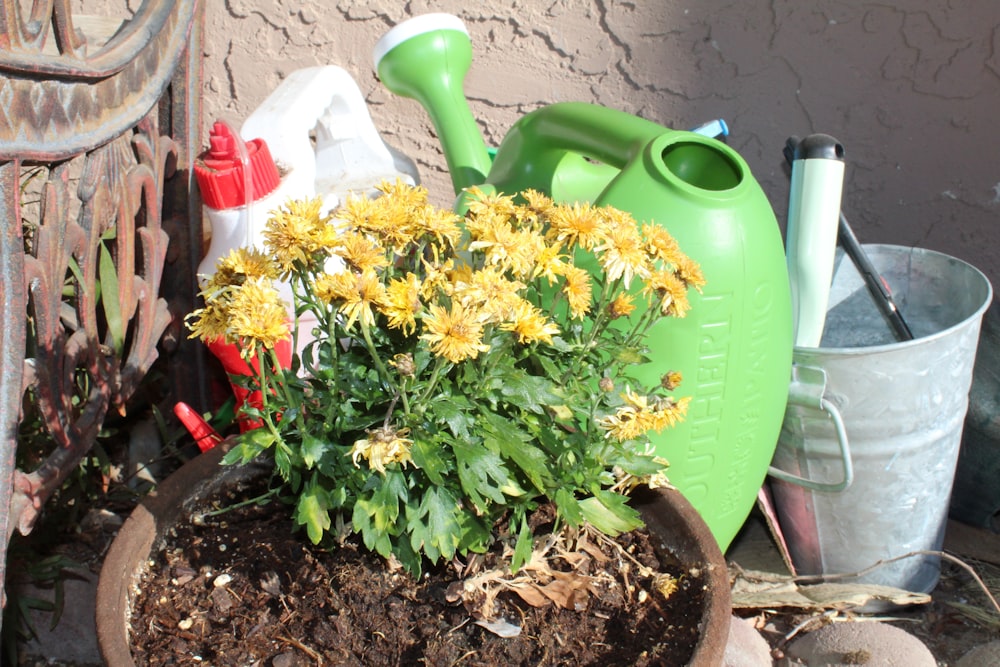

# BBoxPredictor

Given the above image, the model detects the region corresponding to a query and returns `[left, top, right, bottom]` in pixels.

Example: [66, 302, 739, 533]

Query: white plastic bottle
[240, 65, 420, 208]
[194, 66, 421, 362]
[194, 120, 302, 282]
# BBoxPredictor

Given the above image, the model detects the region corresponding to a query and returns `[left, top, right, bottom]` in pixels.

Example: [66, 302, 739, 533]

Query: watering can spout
[373, 13, 492, 195]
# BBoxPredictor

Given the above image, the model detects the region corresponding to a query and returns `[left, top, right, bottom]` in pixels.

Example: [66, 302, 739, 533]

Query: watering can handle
[482, 102, 672, 204]
[767, 364, 854, 493]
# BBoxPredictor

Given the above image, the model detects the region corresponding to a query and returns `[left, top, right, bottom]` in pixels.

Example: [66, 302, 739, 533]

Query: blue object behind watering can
[374, 14, 793, 551]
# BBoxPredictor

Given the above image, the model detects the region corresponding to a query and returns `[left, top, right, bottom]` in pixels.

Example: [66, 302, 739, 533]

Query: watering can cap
[373, 13, 468, 69]
[194, 121, 281, 210]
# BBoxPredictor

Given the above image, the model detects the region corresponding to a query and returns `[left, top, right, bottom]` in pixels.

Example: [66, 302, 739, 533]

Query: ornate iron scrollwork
[0, 0, 204, 617]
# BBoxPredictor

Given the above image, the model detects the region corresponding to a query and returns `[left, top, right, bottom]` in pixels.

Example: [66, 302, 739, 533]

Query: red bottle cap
[194, 121, 281, 210]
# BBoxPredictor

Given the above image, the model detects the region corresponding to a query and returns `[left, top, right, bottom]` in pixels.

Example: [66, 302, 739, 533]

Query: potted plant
[96, 182, 731, 665]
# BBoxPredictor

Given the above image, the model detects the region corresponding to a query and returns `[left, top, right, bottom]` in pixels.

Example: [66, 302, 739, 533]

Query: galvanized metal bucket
[768, 244, 993, 593]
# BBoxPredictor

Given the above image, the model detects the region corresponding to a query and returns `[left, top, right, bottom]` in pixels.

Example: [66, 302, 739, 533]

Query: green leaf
[452, 439, 511, 512]
[478, 411, 554, 494]
[221, 428, 276, 465]
[98, 240, 125, 355]
[299, 432, 328, 469]
[611, 449, 668, 477]
[579, 490, 643, 536]
[392, 532, 424, 577]
[615, 345, 650, 366]
[353, 497, 392, 558]
[295, 477, 332, 544]
[406, 506, 439, 563]
[535, 353, 563, 383]
[496, 367, 561, 414]
[433, 395, 475, 439]
[419, 486, 462, 562]
[409, 434, 448, 485]
[274, 439, 295, 481]
[353, 473, 407, 560]
[553, 487, 584, 527]
[510, 514, 533, 574]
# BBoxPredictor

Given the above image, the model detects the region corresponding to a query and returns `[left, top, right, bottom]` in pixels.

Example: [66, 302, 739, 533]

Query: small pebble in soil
[272, 651, 298, 667]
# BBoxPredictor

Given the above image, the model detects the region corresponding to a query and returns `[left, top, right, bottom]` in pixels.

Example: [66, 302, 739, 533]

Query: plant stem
[418, 356, 449, 406]
[360, 317, 394, 390]
[202, 487, 280, 517]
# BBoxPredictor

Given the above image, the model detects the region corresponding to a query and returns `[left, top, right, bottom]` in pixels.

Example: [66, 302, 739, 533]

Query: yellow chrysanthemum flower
[313, 269, 387, 330]
[333, 231, 390, 273]
[547, 202, 606, 251]
[379, 272, 422, 335]
[594, 219, 651, 287]
[674, 252, 707, 292]
[608, 292, 637, 319]
[465, 186, 517, 221]
[660, 370, 683, 391]
[312, 270, 355, 304]
[186, 301, 231, 343]
[340, 189, 417, 255]
[452, 266, 525, 323]
[349, 425, 414, 474]
[413, 205, 463, 248]
[530, 239, 566, 285]
[648, 395, 691, 432]
[597, 387, 665, 442]
[501, 299, 560, 345]
[226, 277, 291, 355]
[375, 179, 428, 209]
[420, 301, 490, 363]
[596, 404, 648, 442]
[521, 188, 554, 216]
[561, 265, 593, 320]
[264, 197, 328, 274]
[419, 255, 455, 301]
[641, 223, 682, 265]
[643, 269, 692, 318]
[469, 217, 541, 276]
[203, 247, 279, 289]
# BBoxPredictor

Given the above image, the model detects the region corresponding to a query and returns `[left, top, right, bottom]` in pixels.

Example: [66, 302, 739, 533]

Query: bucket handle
[767, 364, 854, 492]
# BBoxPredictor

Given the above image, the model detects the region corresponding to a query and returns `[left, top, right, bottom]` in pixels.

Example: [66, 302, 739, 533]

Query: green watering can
[374, 14, 793, 551]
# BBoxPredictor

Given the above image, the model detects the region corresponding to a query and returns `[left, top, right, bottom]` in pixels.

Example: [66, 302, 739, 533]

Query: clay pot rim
[96, 440, 730, 666]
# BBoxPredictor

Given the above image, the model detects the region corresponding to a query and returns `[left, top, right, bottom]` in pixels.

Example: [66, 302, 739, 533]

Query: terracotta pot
[96, 440, 731, 666]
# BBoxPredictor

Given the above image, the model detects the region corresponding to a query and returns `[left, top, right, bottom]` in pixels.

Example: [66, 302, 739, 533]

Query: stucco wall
[197, 1, 1000, 289]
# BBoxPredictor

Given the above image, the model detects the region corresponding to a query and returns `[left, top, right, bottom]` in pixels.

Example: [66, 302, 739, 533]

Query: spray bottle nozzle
[194, 120, 281, 210]
[206, 122, 238, 164]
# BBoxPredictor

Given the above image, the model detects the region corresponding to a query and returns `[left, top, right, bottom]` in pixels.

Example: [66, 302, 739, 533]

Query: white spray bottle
[195, 66, 421, 363]
[240, 65, 420, 208]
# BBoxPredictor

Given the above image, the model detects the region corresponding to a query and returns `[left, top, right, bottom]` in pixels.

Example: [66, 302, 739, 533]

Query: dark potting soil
[129, 482, 709, 667]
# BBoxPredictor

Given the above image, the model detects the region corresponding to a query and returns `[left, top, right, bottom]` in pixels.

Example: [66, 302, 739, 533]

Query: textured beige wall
[195, 1, 1000, 288]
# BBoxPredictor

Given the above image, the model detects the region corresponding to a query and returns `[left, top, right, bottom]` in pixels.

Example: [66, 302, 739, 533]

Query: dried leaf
[538, 571, 595, 611]
[730, 568, 931, 610]
[579, 538, 610, 564]
[474, 617, 522, 638]
[260, 571, 282, 598]
[508, 583, 550, 608]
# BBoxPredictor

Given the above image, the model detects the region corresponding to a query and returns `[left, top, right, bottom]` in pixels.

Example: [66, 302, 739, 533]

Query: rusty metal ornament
[0, 0, 204, 619]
